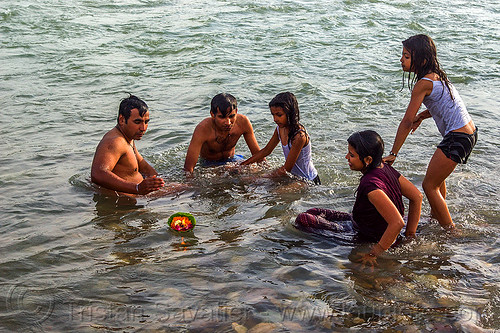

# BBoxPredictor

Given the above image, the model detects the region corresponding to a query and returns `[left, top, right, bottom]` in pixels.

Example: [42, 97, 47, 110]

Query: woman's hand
[382, 154, 396, 165]
[411, 110, 431, 134]
[411, 114, 424, 133]
[265, 166, 287, 178]
[357, 252, 378, 271]
[404, 231, 416, 240]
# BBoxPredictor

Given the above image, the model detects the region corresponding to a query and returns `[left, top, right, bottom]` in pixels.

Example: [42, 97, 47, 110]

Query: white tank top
[421, 78, 471, 136]
[278, 127, 318, 181]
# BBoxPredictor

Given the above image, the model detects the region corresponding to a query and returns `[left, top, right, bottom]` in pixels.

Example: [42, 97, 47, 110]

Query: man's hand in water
[137, 175, 164, 194]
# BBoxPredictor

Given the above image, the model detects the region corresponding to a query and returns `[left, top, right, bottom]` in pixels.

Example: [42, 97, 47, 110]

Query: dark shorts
[437, 128, 478, 164]
[200, 154, 245, 167]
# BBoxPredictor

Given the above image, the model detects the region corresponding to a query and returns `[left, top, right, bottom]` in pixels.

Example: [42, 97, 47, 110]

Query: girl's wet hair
[402, 34, 453, 99]
[211, 93, 237, 116]
[118, 94, 149, 123]
[269, 92, 302, 146]
[347, 130, 384, 171]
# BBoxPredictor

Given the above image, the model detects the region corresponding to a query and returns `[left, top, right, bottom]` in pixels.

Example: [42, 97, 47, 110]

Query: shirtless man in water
[183, 93, 261, 174]
[91, 95, 165, 195]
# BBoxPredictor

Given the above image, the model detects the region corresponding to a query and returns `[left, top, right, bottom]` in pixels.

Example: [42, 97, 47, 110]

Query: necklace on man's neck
[216, 132, 231, 144]
[115, 125, 134, 149]
[214, 125, 231, 145]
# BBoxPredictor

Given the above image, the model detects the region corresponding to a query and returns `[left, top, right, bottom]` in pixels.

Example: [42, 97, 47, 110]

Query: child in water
[384, 34, 477, 230]
[295, 130, 422, 266]
[241, 92, 320, 184]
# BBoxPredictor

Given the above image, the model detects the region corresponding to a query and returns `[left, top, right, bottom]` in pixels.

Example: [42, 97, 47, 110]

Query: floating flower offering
[168, 212, 196, 232]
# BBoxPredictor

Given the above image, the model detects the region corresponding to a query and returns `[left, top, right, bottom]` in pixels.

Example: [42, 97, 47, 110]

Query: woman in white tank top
[384, 34, 477, 231]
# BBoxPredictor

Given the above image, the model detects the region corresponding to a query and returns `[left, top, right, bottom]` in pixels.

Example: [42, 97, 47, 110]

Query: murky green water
[1, 0, 499, 331]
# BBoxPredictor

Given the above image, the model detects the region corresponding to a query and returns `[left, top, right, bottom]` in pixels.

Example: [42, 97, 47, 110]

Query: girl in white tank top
[241, 92, 320, 184]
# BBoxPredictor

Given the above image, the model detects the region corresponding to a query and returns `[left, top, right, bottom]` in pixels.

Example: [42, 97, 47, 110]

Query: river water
[1, 0, 499, 332]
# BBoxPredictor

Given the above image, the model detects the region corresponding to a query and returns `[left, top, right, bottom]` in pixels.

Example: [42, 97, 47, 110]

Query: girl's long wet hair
[347, 130, 384, 172]
[402, 34, 453, 99]
[269, 92, 304, 146]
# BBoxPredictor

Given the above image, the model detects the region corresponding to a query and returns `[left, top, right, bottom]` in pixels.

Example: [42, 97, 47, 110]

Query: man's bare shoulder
[195, 117, 213, 128]
[192, 118, 213, 137]
[235, 113, 253, 131]
[236, 113, 250, 122]
[96, 128, 128, 153]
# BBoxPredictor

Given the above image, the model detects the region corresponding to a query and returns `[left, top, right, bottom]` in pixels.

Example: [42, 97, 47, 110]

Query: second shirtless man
[184, 93, 261, 174]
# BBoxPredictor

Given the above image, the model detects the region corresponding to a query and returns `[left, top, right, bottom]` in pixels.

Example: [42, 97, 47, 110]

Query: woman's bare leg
[423, 148, 458, 230]
[430, 181, 447, 219]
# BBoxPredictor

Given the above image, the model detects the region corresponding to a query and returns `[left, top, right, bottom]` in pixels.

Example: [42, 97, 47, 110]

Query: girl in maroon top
[295, 130, 422, 266]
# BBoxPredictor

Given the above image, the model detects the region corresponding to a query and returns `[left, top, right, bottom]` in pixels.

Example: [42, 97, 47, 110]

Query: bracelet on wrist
[375, 243, 386, 251]
[370, 243, 386, 257]
[389, 151, 397, 157]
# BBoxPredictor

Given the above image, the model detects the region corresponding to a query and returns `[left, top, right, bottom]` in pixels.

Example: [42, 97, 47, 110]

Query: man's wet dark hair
[117, 94, 149, 123]
[347, 130, 384, 172]
[210, 93, 237, 117]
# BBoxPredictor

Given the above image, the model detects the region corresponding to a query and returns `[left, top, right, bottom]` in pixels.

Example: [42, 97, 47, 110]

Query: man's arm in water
[184, 121, 209, 174]
[135, 147, 158, 177]
[240, 115, 262, 159]
[91, 137, 163, 194]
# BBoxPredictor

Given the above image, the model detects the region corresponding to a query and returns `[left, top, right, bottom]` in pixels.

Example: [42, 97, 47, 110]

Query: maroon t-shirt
[352, 163, 404, 242]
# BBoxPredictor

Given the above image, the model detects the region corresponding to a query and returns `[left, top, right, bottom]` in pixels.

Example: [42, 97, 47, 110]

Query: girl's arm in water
[278, 130, 307, 175]
[241, 128, 280, 165]
[384, 79, 433, 165]
[398, 175, 423, 238]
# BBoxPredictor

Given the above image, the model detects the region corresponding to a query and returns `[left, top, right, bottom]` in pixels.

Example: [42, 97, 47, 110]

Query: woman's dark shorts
[437, 128, 478, 164]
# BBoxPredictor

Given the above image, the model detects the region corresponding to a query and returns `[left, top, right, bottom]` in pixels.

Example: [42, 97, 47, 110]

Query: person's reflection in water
[91, 193, 155, 267]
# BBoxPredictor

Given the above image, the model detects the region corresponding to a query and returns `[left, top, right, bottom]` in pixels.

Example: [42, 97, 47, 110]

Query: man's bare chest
[114, 148, 139, 174]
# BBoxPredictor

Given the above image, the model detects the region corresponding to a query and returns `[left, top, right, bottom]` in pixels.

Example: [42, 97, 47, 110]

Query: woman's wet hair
[269, 92, 302, 146]
[118, 94, 149, 123]
[402, 34, 453, 99]
[347, 130, 384, 171]
[211, 93, 237, 116]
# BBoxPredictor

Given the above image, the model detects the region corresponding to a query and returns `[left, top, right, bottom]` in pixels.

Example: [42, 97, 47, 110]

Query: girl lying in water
[294, 130, 422, 266]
